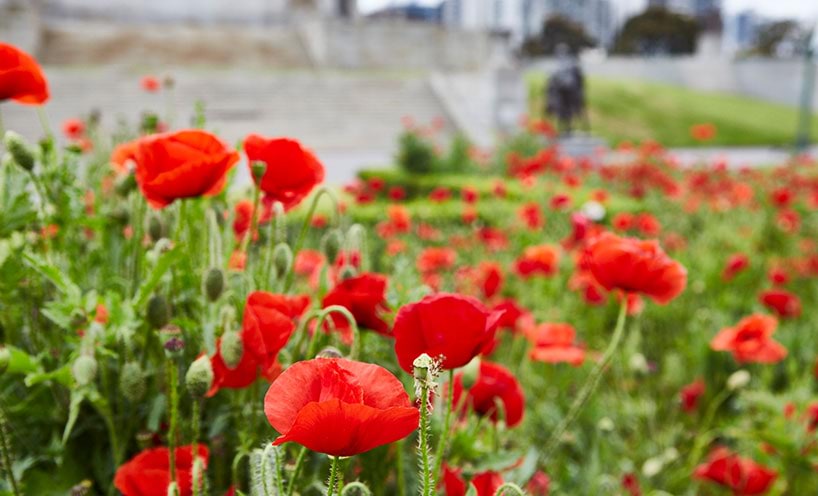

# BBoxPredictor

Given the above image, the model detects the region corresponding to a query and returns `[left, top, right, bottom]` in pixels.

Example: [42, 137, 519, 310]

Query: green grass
[527, 75, 818, 147]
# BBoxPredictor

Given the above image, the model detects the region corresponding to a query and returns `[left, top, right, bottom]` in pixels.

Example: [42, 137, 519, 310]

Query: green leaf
[147, 393, 167, 433]
[24, 364, 72, 387]
[62, 390, 85, 445]
[21, 252, 81, 301]
[133, 247, 183, 308]
[5, 346, 41, 375]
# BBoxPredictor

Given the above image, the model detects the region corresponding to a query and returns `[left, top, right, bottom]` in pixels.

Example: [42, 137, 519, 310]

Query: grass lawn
[527, 75, 818, 148]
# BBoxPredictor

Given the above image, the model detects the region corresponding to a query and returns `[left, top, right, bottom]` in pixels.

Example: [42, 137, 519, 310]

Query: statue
[545, 44, 589, 136]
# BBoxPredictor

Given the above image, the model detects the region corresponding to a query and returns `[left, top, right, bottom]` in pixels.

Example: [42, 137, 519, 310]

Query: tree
[522, 16, 596, 57]
[753, 20, 800, 57]
[612, 7, 700, 55]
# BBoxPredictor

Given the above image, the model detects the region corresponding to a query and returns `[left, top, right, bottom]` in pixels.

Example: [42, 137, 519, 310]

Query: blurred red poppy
[244, 134, 325, 210]
[527, 471, 550, 495]
[491, 299, 530, 334]
[680, 379, 705, 414]
[758, 289, 801, 319]
[518, 202, 544, 230]
[0, 42, 49, 104]
[711, 314, 787, 364]
[140, 75, 161, 92]
[134, 130, 239, 209]
[62, 118, 85, 140]
[475, 262, 504, 300]
[393, 293, 503, 372]
[242, 292, 310, 371]
[583, 233, 686, 304]
[722, 253, 749, 281]
[263, 358, 419, 456]
[114, 444, 209, 496]
[526, 322, 585, 366]
[690, 123, 717, 142]
[322, 273, 390, 337]
[232, 200, 254, 240]
[694, 447, 777, 496]
[417, 247, 456, 274]
[450, 360, 525, 427]
[110, 139, 139, 173]
[442, 466, 504, 496]
[515, 244, 561, 278]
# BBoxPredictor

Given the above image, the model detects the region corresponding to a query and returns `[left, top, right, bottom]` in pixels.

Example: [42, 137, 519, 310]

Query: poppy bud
[251, 160, 267, 182]
[72, 355, 98, 386]
[273, 243, 293, 277]
[148, 213, 165, 242]
[119, 361, 146, 402]
[185, 355, 214, 399]
[204, 267, 225, 302]
[597, 417, 615, 432]
[3, 131, 35, 171]
[460, 357, 480, 389]
[109, 206, 130, 225]
[338, 265, 357, 281]
[0, 347, 10, 374]
[161, 325, 185, 358]
[321, 229, 343, 263]
[70, 480, 93, 496]
[316, 346, 343, 359]
[347, 224, 366, 252]
[727, 370, 751, 391]
[115, 173, 137, 197]
[147, 294, 171, 329]
[69, 309, 88, 329]
[221, 330, 244, 369]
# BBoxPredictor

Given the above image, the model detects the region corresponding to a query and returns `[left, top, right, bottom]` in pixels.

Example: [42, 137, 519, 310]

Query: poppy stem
[284, 186, 339, 292]
[244, 182, 262, 262]
[685, 387, 732, 471]
[327, 455, 342, 496]
[166, 358, 179, 488]
[0, 408, 21, 496]
[36, 106, 52, 139]
[494, 482, 526, 495]
[432, 369, 455, 485]
[541, 300, 628, 464]
[285, 446, 308, 496]
[417, 381, 433, 496]
[307, 306, 358, 359]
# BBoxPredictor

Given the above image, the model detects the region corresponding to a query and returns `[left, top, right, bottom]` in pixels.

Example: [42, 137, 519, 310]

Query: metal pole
[795, 27, 816, 152]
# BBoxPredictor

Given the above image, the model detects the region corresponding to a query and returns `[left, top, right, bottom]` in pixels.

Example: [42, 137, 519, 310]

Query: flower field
[2, 42, 818, 496]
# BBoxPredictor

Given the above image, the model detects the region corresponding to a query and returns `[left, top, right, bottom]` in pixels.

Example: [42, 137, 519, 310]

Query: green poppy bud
[147, 294, 171, 329]
[273, 243, 293, 277]
[148, 213, 165, 242]
[321, 229, 343, 263]
[460, 357, 480, 390]
[221, 330, 244, 369]
[185, 355, 214, 399]
[115, 173, 137, 196]
[120, 361, 146, 402]
[72, 355, 98, 386]
[204, 267, 225, 302]
[250, 160, 267, 182]
[3, 131, 35, 171]
[338, 264, 357, 281]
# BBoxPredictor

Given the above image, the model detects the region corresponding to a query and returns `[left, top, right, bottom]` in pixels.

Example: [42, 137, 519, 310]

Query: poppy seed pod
[250, 160, 267, 182]
[204, 267, 225, 302]
[72, 355, 98, 386]
[147, 213, 165, 242]
[0, 347, 10, 374]
[3, 131, 35, 171]
[221, 330, 244, 369]
[185, 355, 214, 399]
[146, 294, 171, 329]
[161, 325, 185, 358]
[119, 361, 146, 402]
[316, 346, 343, 359]
[321, 229, 343, 263]
[272, 243, 293, 277]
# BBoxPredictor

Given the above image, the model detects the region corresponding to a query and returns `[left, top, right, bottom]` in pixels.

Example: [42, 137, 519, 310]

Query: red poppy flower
[694, 447, 777, 495]
[62, 118, 85, 140]
[442, 466, 503, 496]
[207, 337, 263, 397]
[527, 323, 585, 366]
[430, 186, 452, 203]
[622, 473, 642, 496]
[723, 253, 749, 281]
[461, 186, 478, 204]
[417, 247, 456, 274]
[134, 130, 239, 209]
[114, 444, 209, 496]
[491, 299, 530, 334]
[450, 360, 525, 427]
[711, 314, 787, 364]
[680, 379, 705, 414]
[527, 471, 550, 495]
[263, 358, 419, 456]
[141, 75, 161, 92]
[110, 139, 139, 174]
[612, 212, 634, 231]
[758, 289, 801, 319]
[322, 273, 390, 337]
[766, 267, 789, 286]
[243, 134, 325, 210]
[388, 186, 406, 201]
[475, 262, 504, 300]
[690, 123, 717, 142]
[0, 42, 49, 104]
[232, 200, 254, 240]
[583, 233, 686, 304]
[635, 213, 661, 236]
[515, 244, 561, 278]
[393, 293, 503, 372]
[518, 202, 544, 230]
[242, 292, 310, 371]
[294, 249, 325, 277]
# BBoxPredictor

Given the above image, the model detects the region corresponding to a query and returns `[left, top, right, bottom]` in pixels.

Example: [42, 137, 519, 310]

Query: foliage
[612, 7, 700, 56]
[521, 15, 597, 57]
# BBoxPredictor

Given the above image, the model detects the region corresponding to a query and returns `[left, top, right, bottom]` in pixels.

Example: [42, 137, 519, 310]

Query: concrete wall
[0, 0, 41, 54]
[528, 56, 818, 108]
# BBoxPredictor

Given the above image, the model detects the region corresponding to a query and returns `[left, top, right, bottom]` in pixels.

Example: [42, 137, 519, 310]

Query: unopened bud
[321, 229, 343, 263]
[109, 206, 130, 225]
[161, 325, 185, 358]
[727, 370, 751, 391]
[338, 264, 357, 281]
[120, 361, 146, 402]
[204, 267, 225, 302]
[4, 131, 35, 171]
[316, 346, 343, 359]
[413, 353, 435, 382]
[115, 173, 137, 196]
[185, 355, 214, 398]
[0, 347, 10, 374]
[70, 480, 93, 496]
[147, 294, 171, 329]
[72, 355, 98, 386]
[251, 160, 267, 182]
[148, 213, 165, 242]
[460, 357, 480, 389]
[221, 330, 244, 369]
[272, 243, 293, 277]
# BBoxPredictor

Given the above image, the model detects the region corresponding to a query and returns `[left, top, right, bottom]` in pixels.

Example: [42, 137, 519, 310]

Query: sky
[358, 0, 818, 22]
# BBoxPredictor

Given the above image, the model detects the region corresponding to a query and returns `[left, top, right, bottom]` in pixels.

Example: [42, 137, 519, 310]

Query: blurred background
[1, 0, 816, 183]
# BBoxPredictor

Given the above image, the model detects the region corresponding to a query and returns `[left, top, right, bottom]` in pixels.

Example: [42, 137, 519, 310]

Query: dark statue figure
[545, 44, 589, 135]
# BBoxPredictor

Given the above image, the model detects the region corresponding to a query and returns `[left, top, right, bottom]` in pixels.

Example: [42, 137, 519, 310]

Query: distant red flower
[461, 186, 479, 204]
[386, 205, 411, 233]
[776, 209, 800, 233]
[759, 289, 801, 319]
[0, 42, 49, 104]
[690, 123, 717, 142]
[388, 186, 406, 201]
[477, 227, 508, 252]
[806, 402, 818, 432]
[114, 444, 209, 496]
[515, 244, 561, 277]
[322, 273, 390, 337]
[527, 323, 585, 366]
[94, 303, 109, 324]
[62, 118, 85, 140]
[766, 267, 789, 286]
[518, 202, 544, 230]
[264, 358, 419, 456]
[492, 180, 507, 198]
[242, 292, 310, 371]
[475, 262, 504, 299]
[244, 135, 325, 210]
[694, 447, 777, 495]
[134, 130, 239, 209]
[461, 206, 478, 225]
[294, 250, 324, 277]
[635, 213, 661, 236]
[450, 360, 525, 427]
[549, 193, 571, 210]
[367, 177, 385, 192]
[417, 247, 456, 273]
[232, 200, 254, 240]
[621, 473, 641, 496]
[723, 253, 749, 281]
[491, 299, 531, 334]
[769, 187, 793, 208]
[228, 250, 246, 271]
[140, 75, 161, 92]
[711, 314, 787, 364]
[583, 233, 686, 304]
[612, 212, 634, 231]
[442, 466, 504, 496]
[393, 293, 503, 372]
[430, 186, 452, 203]
[527, 470, 550, 495]
[680, 379, 705, 414]
[207, 337, 266, 396]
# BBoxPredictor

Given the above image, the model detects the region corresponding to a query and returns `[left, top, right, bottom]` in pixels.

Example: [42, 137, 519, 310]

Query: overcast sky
[359, 0, 818, 22]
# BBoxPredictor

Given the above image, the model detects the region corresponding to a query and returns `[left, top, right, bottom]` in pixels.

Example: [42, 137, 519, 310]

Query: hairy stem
[432, 369, 455, 486]
[327, 456, 342, 496]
